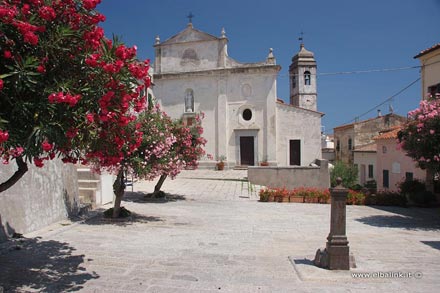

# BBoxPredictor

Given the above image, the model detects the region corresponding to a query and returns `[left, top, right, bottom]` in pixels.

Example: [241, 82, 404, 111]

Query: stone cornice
[153, 65, 281, 80]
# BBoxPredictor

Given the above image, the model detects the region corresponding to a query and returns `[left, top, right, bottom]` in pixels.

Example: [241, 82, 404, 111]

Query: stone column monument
[314, 177, 355, 270]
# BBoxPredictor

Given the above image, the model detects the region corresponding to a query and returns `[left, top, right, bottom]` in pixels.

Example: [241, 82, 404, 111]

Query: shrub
[365, 191, 407, 207]
[347, 190, 366, 205]
[411, 190, 436, 205]
[364, 180, 377, 190]
[399, 179, 426, 195]
[330, 161, 358, 188]
[259, 188, 271, 202]
[397, 178, 436, 205]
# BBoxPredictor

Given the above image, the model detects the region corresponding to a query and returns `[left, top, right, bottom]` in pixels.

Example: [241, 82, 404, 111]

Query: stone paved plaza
[1, 170, 440, 292]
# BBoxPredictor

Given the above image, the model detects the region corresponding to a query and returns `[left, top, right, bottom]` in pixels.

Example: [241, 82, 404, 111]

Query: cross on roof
[187, 12, 195, 24]
[298, 31, 304, 43]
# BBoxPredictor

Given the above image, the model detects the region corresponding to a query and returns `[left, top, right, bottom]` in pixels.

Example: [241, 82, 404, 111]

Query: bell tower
[289, 42, 317, 111]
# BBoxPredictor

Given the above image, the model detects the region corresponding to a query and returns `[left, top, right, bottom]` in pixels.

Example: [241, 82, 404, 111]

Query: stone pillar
[314, 177, 355, 270]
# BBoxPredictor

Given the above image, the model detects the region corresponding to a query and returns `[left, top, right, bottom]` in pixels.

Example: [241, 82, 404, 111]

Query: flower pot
[260, 162, 269, 166]
[216, 162, 225, 170]
[289, 195, 304, 203]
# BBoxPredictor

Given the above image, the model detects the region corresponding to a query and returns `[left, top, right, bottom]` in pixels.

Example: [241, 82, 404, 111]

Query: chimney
[377, 109, 382, 117]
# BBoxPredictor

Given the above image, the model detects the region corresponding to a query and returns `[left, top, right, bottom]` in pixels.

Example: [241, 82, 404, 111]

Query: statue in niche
[185, 89, 194, 112]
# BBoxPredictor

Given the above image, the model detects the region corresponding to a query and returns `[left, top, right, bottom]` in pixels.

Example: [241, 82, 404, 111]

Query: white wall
[419, 48, 440, 98]
[0, 159, 79, 240]
[353, 151, 376, 185]
[155, 69, 279, 167]
[276, 103, 322, 166]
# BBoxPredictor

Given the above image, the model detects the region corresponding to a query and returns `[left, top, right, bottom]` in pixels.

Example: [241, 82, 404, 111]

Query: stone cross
[187, 12, 195, 24]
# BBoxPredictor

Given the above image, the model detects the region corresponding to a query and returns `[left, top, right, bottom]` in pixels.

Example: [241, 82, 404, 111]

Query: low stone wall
[248, 159, 330, 189]
[0, 159, 79, 242]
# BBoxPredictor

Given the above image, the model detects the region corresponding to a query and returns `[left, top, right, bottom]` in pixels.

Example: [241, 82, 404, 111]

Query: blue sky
[97, 0, 440, 133]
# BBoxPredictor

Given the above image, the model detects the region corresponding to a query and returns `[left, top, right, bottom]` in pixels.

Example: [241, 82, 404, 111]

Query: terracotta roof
[353, 142, 377, 152]
[373, 126, 402, 140]
[414, 43, 440, 59]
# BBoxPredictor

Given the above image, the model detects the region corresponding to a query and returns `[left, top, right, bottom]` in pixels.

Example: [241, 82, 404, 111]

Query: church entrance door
[240, 136, 255, 166]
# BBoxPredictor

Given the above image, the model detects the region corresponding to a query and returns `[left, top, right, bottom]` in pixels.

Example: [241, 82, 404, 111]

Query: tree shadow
[83, 212, 164, 227]
[0, 237, 98, 292]
[421, 241, 440, 250]
[123, 191, 187, 204]
[355, 206, 440, 231]
[0, 215, 11, 242]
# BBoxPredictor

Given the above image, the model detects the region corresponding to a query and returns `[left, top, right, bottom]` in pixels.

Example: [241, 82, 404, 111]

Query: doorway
[289, 140, 301, 166]
[240, 136, 255, 166]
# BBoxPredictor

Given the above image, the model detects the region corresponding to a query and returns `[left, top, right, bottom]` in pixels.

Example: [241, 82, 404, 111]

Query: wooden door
[240, 136, 254, 166]
[289, 140, 301, 166]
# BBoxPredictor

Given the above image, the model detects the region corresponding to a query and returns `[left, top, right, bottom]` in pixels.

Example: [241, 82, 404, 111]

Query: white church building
[152, 23, 323, 168]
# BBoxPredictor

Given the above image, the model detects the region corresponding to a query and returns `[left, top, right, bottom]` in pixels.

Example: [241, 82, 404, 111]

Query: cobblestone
[1, 170, 440, 292]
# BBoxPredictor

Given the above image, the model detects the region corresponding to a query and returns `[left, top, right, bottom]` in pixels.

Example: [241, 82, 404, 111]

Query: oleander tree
[0, 0, 151, 192]
[97, 102, 177, 218]
[398, 94, 440, 180]
[101, 100, 206, 218]
[149, 112, 206, 198]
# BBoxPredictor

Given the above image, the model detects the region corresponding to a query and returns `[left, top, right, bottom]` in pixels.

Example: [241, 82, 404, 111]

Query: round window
[243, 109, 252, 121]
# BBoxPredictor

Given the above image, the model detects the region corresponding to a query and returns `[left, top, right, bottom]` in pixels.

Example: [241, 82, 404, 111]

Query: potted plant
[260, 156, 269, 166]
[216, 155, 226, 170]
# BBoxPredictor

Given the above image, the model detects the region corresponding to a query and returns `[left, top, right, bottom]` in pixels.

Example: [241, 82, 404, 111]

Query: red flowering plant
[99, 100, 206, 217]
[398, 94, 440, 173]
[0, 0, 151, 192]
[148, 112, 206, 198]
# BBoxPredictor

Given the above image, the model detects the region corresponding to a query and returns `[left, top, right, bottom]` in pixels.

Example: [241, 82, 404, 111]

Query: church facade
[152, 23, 323, 168]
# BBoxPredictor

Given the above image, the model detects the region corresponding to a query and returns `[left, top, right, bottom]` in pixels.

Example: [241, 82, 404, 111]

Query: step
[77, 170, 100, 180]
[78, 179, 100, 189]
[234, 166, 249, 170]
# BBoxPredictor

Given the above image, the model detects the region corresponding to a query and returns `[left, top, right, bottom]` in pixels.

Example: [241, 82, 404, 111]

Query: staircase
[76, 166, 100, 209]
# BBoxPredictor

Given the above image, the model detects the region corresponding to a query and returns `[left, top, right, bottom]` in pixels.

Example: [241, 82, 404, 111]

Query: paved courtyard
[1, 170, 440, 292]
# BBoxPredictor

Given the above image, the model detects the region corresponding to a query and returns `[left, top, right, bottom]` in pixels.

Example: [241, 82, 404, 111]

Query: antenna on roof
[389, 103, 394, 114]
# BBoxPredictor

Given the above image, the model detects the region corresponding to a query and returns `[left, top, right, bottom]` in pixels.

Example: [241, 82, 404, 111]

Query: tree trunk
[426, 168, 435, 193]
[152, 174, 167, 197]
[112, 169, 126, 218]
[0, 157, 28, 193]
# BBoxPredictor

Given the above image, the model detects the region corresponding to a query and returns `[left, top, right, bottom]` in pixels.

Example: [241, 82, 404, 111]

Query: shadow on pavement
[84, 212, 164, 227]
[421, 241, 440, 250]
[123, 191, 187, 204]
[0, 237, 98, 292]
[355, 206, 440, 231]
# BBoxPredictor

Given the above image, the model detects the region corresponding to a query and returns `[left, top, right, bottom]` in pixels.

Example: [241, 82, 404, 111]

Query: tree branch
[0, 157, 29, 193]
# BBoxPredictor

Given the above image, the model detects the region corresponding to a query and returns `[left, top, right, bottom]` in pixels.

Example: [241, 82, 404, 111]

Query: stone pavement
[1, 170, 440, 292]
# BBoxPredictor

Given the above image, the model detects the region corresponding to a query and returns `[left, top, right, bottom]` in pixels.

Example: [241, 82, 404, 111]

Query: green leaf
[0, 73, 16, 79]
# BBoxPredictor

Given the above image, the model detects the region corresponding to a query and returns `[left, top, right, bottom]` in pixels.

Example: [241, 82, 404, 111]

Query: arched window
[304, 70, 311, 86]
[184, 89, 194, 113]
[348, 138, 353, 150]
[291, 74, 296, 89]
